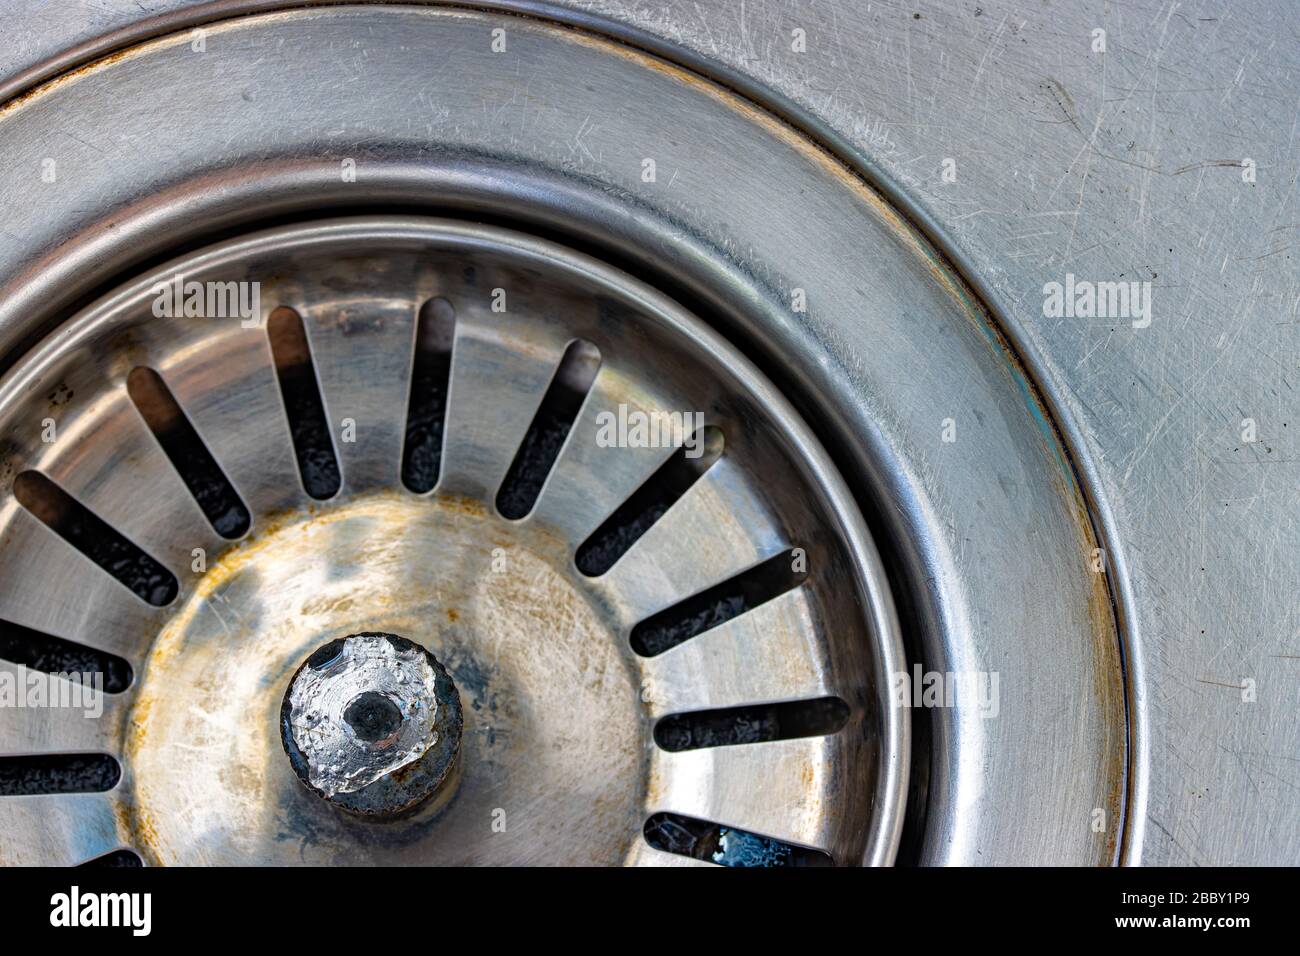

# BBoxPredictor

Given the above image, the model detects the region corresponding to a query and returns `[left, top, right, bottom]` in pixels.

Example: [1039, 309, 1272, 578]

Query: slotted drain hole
[80, 849, 143, 867]
[127, 367, 250, 539]
[0, 617, 132, 693]
[630, 548, 807, 657]
[496, 338, 601, 520]
[267, 305, 341, 500]
[0, 754, 120, 796]
[401, 297, 456, 494]
[644, 811, 833, 867]
[655, 696, 849, 751]
[12, 472, 177, 607]
[576, 425, 724, 576]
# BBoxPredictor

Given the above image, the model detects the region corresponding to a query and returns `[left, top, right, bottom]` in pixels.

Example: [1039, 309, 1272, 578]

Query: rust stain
[432, 492, 488, 518]
[45, 382, 73, 410]
[0, 45, 139, 118]
[1050, 466, 1129, 865]
[113, 798, 160, 865]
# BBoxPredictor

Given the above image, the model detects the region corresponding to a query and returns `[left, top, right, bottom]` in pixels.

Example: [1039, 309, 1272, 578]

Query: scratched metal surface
[0, 0, 1295, 866]
[559, 0, 1300, 867]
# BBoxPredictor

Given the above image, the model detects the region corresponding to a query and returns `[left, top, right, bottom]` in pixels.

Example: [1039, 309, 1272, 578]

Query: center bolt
[279, 632, 463, 817]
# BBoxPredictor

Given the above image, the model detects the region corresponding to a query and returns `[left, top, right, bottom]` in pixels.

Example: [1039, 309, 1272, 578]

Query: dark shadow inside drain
[630, 548, 806, 657]
[79, 849, 143, 867]
[0, 754, 120, 796]
[654, 696, 849, 751]
[127, 366, 250, 539]
[575, 425, 723, 576]
[267, 306, 341, 500]
[0, 617, 131, 693]
[401, 297, 456, 494]
[643, 811, 832, 867]
[496, 339, 601, 520]
[12, 471, 178, 607]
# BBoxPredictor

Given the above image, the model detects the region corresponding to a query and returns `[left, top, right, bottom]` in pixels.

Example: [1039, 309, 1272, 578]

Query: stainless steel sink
[0, 0, 1292, 867]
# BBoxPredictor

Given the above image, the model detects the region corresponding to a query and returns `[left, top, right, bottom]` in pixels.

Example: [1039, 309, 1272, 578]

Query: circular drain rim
[0, 4, 1127, 864]
[0, 216, 907, 866]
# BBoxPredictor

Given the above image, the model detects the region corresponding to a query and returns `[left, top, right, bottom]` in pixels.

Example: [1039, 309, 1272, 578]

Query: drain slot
[12, 472, 178, 606]
[0, 754, 120, 795]
[575, 425, 724, 576]
[654, 696, 849, 751]
[630, 548, 807, 656]
[0, 617, 131, 693]
[80, 849, 143, 867]
[401, 297, 456, 494]
[127, 367, 250, 539]
[267, 306, 341, 500]
[643, 812, 832, 867]
[496, 339, 601, 520]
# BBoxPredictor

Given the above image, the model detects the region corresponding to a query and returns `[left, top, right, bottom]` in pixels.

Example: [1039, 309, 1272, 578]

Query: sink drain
[0, 218, 905, 866]
[0, 3, 1127, 866]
